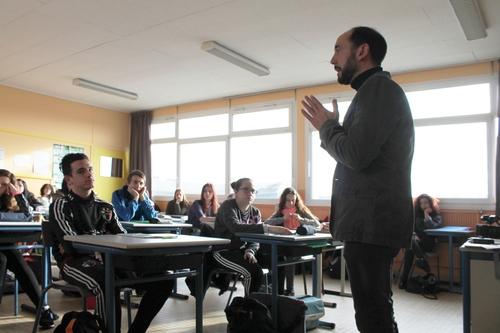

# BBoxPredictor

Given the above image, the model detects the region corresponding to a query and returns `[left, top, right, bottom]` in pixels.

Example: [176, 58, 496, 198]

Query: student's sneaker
[39, 307, 58, 329]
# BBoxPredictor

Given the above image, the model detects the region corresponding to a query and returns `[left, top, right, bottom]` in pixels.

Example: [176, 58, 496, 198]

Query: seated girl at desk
[265, 187, 323, 295]
[166, 188, 190, 215]
[213, 178, 290, 295]
[399, 193, 442, 289]
[0, 169, 57, 328]
[266, 187, 322, 231]
[187, 183, 219, 229]
[38, 183, 55, 211]
[17, 178, 42, 212]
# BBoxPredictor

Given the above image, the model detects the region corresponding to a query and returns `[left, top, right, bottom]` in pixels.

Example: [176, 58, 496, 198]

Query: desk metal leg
[313, 253, 320, 297]
[448, 235, 454, 292]
[323, 246, 352, 298]
[105, 253, 116, 333]
[14, 279, 18, 316]
[171, 279, 189, 300]
[271, 244, 278, 332]
[42, 246, 50, 305]
[462, 251, 470, 333]
[195, 255, 204, 333]
[315, 251, 336, 330]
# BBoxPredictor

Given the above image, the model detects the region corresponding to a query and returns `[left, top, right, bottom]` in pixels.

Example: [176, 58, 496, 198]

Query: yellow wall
[0, 85, 130, 201]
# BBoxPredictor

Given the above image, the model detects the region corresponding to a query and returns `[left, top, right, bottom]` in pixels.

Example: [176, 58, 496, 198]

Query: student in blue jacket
[112, 170, 157, 221]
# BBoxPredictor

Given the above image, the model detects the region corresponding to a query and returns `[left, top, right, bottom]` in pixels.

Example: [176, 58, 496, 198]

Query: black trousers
[344, 242, 399, 333]
[0, 249, 41, 306]
[400, 235, 435, 284]
[62, 255, 174, 333]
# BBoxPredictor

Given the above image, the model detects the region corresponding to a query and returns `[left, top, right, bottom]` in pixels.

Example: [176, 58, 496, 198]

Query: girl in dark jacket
[187, 183, 218, 229]
[166, 188, 191, 215]
[400, 194, 442, 289]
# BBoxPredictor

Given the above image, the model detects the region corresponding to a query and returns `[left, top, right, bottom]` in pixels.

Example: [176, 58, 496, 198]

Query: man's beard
[337, 54, 358, 85]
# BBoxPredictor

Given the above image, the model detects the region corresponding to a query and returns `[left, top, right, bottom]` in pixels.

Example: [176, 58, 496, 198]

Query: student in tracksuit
[213, 178, 290, 296]
[50, 153, 174, 333]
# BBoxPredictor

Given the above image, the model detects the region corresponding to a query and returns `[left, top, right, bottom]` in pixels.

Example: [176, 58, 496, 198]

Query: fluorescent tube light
[201, 41, 270, 76]
[449, 0, 487, 40]
[72, 78, 138, 100]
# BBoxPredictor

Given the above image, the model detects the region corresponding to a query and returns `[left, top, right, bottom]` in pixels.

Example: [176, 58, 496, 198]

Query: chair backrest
[41, 220, 55, 246]
[199, 222, 215, 237]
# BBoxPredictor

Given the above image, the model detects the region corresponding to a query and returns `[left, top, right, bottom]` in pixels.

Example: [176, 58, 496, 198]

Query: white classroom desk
[64, 234, 229, 333]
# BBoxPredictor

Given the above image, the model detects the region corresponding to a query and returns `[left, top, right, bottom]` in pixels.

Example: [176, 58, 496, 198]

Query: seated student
[50, 153, 174, 333]
[112, 170, 157, 221]
[165, 188, 190, 215]
[265, 187, 323, 295]
[187, 183, 219, 229]
[213, 178, 290, 296]
[266, 187, 322, 231]
[399, 194, 442, 289]
[38, 183, 55, 211]
[0, 169, 57, 329]
[17, 178, 42, 211]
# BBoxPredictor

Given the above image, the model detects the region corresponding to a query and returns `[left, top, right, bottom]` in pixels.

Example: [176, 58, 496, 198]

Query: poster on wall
[33, 151, 51, 176]
[13, 154, 32, 174]
[52, 144, 84, 189]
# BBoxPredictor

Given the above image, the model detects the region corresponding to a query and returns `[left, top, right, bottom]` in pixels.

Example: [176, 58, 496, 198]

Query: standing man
[112, 170, 157, 221]
[50, 154, 174, 332]
[302, 27, 414, 332]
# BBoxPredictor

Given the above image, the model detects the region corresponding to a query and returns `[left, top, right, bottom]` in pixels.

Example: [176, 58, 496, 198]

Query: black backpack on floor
[53, 311, 106, 333]
[225, 296, 274, 333]
[406, 273, 439, 300]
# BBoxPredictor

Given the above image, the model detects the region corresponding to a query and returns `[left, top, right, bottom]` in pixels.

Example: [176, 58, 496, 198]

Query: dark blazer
[320, 71, 414, 249]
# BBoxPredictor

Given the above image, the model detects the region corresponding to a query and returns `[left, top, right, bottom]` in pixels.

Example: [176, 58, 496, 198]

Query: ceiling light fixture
[72, 78, 138, 100]
[201, 41, 270, 76]
[449, 0, 487, 40]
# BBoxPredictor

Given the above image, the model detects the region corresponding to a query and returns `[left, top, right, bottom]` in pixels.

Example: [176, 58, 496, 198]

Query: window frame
[150, 101, 295, 203]
[229, 100, 295, 203]
[305, 75, 498, 210]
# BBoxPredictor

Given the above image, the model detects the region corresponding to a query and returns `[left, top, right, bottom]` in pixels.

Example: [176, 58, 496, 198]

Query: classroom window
[306, 80, 495, 207]
[412, 122, 488, 198]
[308, 100, 351, 201]
[150, 121, 175, 140]
[178, 114, 228, 139]
[407, 83, 490, 119]
[232, 108, 289, 131]
[408, 82, 492, 201]
[231, 133, 292, 199]
[150, 103, 293, 200]
[179, 141, 226, 195]
[151, 143, 177, 197]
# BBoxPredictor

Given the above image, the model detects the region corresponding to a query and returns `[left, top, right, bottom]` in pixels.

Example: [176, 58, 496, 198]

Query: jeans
[344, 241, 399, 333]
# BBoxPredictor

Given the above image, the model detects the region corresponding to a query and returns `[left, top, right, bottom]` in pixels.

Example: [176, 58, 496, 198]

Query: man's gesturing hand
[301, 95, 339, 131]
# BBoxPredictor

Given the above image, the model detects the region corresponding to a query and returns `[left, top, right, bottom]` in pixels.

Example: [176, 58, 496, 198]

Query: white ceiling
[1, 0, 499, 112]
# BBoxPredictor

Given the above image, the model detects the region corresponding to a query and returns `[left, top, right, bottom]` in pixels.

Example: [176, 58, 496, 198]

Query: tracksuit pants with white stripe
[61, 255, 174, 333]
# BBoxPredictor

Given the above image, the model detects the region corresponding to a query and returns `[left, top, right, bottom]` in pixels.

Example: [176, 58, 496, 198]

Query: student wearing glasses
[213, 178, 290, 296]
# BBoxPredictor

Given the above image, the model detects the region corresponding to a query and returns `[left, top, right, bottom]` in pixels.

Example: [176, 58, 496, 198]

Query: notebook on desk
[0, 212, 32, 222]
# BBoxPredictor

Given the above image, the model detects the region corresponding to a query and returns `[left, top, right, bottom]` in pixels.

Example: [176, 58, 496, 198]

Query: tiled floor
[0, 275, 462, 332]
